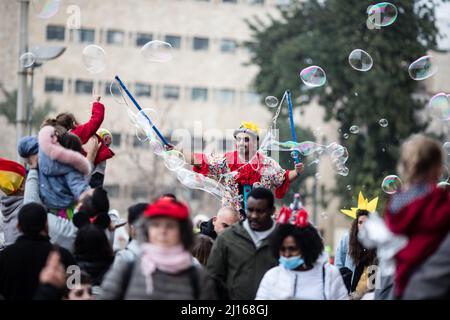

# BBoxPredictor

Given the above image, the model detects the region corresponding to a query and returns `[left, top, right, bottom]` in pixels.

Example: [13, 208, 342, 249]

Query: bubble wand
[115, 75, 170, 146]
[286, 90, 300, 164]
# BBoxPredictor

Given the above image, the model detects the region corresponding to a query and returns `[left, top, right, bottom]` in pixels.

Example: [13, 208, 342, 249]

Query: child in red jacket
[43, 96, 115, 188]
[384, 134, 450, 298]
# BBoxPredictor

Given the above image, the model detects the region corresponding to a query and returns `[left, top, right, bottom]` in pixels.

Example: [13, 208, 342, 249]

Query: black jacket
[0, 235, 76, 300]
[76, 257, 114, 286]
[200, 218, 217, 240]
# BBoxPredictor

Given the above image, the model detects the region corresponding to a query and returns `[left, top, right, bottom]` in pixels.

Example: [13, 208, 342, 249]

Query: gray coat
[1, 169, 78, 252]
[402, 231, 450, 300]
[0, 195, 23, 248]
[100, 255, 217, 300]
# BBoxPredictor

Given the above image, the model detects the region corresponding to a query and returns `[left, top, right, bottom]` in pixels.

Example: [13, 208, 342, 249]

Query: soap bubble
[32, 0, 61, 19]
[381, 175, 402, 194]
[299, 66, 326, 87]
[349, 49, 373, 72]
[367, 2, 398, 27]
[141, 40, 173, 62]
[265, 96, 278, 108]
[408, 56, 437, 81]
[82, 45, 107, 74]
[350, 125, 360, 134]
[19, 52, 36, 69]
[379, 119, 389, 127]
[428, 93, 450, 121]
[443, 142, 450, 155]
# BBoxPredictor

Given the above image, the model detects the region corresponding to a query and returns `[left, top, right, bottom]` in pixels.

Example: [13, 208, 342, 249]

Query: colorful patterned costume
[193, 151, 291, 211]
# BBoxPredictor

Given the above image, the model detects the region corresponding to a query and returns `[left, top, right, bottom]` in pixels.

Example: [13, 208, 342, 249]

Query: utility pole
[16, 0, 30, 160]
[312, 174, 318, 225]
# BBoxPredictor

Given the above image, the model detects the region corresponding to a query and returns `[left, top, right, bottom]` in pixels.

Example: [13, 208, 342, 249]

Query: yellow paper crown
[340, 191, 378, 219]
[240, 121, 260, 135]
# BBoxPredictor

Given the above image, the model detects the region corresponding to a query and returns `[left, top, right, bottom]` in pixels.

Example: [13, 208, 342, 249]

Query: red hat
[144, 198, 189, 220]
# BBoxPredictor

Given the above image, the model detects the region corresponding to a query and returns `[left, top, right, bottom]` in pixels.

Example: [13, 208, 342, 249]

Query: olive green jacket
[206, 221, 277, 300]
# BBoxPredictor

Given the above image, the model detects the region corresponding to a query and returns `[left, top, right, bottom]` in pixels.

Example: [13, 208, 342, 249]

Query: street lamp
[26, 45, 66, 135]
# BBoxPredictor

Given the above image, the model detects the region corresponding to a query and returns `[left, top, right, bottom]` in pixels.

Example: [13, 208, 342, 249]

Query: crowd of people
[0, 97, 449, 300]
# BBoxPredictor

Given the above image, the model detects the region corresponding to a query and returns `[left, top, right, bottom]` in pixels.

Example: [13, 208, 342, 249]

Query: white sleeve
[255, 268, 277, 300]
[47, 213, 78, 253]
[326, 265, 350, 300]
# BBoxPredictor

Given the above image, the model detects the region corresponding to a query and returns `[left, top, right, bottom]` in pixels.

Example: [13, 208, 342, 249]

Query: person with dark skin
[206, 187, 278, 300]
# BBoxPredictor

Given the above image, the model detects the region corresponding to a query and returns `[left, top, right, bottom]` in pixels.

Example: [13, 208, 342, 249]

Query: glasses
[280, 246, 299, 254]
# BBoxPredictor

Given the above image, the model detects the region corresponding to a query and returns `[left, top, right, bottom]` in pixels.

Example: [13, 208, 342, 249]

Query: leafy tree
[247, 0, 446, 210]
[0, 86, 55, 133]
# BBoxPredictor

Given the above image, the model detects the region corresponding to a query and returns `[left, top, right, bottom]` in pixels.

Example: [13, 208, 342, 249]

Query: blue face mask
[279, 256, 304, 270]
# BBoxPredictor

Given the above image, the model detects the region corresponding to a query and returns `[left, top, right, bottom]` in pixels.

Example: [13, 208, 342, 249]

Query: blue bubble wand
[115, 75, 170, 146]
[286, 90, 300, 164]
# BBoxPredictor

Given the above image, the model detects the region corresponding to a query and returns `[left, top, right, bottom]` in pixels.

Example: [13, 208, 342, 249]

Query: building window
[77, 28, 95, 43]
[106, 81, 122, 96]
[222, 0, 237, 3]
[218, 138, 233, 152]
[249, 0, 265, 4]
[245, 91, 260, 105]
[136, 33, 153, 47]
[135, 83, 151, 97]
[111, 133, 121, 148]
[75, 80, 94, 95]
[193, 37, 209, 51]
[165, 35, 181, 49]
[107, 30, 125, 45]
[133, 137, 147, 148]
[192, 137, 204, 152]
[44, 77, 64, 93]
[163, 85, 180, 100]
[216, 89, 235, 105]
[220, 39, 237, 53]
[46, 25, 65, 41]
[104, 184, 120, 198]
[131, 186, 148, 200]
[191, 87, 208, 102]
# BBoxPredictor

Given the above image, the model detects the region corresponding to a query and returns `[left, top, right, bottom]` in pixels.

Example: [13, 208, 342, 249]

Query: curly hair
[349, 210, 377, 266]
[270, 223, 324, 268]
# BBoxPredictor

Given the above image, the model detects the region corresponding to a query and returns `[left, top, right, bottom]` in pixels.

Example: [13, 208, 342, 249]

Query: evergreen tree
[247, 0, 446, 210]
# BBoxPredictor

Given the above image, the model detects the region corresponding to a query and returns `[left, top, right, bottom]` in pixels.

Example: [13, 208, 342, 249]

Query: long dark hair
[74, 224, 113, 261]
[191, 234, 214, 266]
[58, 132, 82, 153]
[43, 113, 77, 131]
[349, 210, 376, 266]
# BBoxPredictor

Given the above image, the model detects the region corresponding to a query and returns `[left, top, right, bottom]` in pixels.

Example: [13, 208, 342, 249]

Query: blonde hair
[398, 134, 444, 185]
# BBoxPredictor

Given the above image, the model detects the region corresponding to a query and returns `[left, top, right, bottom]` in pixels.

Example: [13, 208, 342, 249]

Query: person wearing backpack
[99, 198, 217, 300]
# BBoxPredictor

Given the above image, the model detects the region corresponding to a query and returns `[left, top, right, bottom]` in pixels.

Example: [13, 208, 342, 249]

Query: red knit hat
[143, 198, 189, 220]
